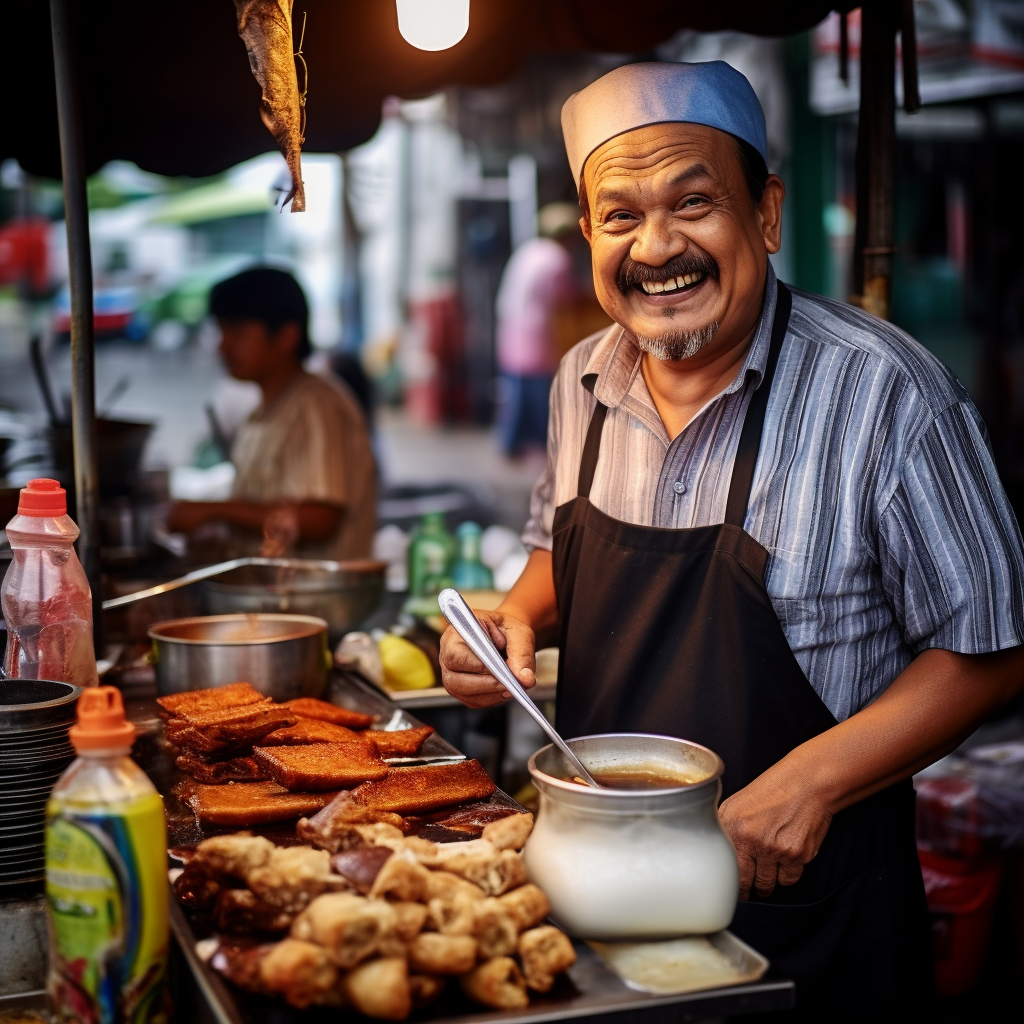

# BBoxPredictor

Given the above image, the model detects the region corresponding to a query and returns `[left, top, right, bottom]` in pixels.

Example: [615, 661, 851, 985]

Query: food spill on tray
[174, 812, 576, 1015]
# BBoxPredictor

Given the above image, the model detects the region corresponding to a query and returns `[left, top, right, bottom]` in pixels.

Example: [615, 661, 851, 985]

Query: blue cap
[561, 61, 768, 188]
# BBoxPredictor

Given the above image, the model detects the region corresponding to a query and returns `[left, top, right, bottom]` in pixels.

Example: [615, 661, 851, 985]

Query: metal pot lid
[0, 681, 82, 734]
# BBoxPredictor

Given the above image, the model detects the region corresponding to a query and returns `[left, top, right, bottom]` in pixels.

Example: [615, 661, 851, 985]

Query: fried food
[330, 845, 394, 894]
[368, 853, 430, 903]
[423, 870, 485, 903]
[342, 957, 411, 1021]
[497, 883, 550, 931]
[363, 726, 435, 758]
[157, 682, 265, 718]
[210, 942, 271, 994]
[192, 834, 275, 879]
[332, 760, 497, 817]
[518, 926, 576, 993]
[427, 889, 477, 936]
[247, 846, 343, 913]
[260, 718, 366, 746]
[482, 812, 534, 851]
[213, 887, 294, 935]
[290, 892, 397, 968]
[181, 781, 334, 826]
[459, 957, 530, 1010]
[431, 802, 522, 835]
[172, 863, 221, 913]
[407, 933, 478, 976]
[281, 698, 373, 729]
[391, 901, 428, 942]
[175, 752, 268, 783]
[408, 973, 446, 1009]
[260, 939, 340, 1008]
[165, 704, 296, 754]
[254, 742, 389, 791]
[426, 840, 527, 896]
[470, 898, 519, 958]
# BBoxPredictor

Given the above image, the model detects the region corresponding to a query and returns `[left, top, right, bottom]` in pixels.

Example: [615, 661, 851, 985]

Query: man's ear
[580, 215, 592, 246]
[758, 175, 785, 255]
[273, 322, 302, 357]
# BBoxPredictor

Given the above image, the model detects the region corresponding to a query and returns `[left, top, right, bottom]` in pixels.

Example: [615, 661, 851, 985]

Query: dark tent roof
[5, 0, 847, 180]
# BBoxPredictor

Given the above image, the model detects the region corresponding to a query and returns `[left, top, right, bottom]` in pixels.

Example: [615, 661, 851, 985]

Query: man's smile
[638, 270, 709, 296]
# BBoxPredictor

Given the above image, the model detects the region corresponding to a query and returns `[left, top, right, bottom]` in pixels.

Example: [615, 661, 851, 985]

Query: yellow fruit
[378, 634, 435, 691]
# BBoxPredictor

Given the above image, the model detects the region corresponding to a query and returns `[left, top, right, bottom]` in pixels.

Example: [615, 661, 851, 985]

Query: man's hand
[718, 767, 832, 900]
[166, 501, 214, 534]
[440, 610, 537, 709]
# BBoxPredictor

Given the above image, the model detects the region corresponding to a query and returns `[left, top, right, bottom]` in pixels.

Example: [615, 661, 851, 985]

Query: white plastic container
[2, 477, 96, 686]
[524, 733, 739, 939]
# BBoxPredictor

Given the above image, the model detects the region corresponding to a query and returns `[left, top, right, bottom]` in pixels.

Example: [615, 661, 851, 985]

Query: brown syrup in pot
[570, 765, 707, 789]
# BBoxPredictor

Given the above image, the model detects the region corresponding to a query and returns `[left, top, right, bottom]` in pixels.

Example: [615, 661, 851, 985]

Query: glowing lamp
[396, 0, 470, 51]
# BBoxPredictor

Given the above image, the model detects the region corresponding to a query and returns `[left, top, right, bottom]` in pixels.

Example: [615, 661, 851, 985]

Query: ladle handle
[438, 588, 599, 788]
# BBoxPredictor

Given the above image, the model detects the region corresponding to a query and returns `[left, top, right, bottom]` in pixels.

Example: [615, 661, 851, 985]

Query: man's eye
[607, 211, 635, 223]
[681, 196, 707, 209]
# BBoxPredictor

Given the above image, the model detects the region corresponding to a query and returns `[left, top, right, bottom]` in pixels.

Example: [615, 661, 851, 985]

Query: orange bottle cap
[69, 686, 136, 751]
[17, 477, 68, 517]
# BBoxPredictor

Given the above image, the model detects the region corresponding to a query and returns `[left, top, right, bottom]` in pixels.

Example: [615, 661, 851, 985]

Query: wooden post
[49, 0, 102, 651]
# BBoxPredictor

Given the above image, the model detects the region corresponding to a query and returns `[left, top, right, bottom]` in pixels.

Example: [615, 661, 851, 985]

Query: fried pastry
[423, 870, 485, 903]
[330, 845, 394, 894]
[517, 925, 576, 993]
[459, 956, 529, 1010]
[368, 853, 430, 903]
[281, 698, 373, 729]
[210, 942, 271, 995]
[175, 752, 268, 783]
[192, 834, 275, 879]
[165, 704, 296, 754]
[290, 892, 397, 968]
[259, 939, 341, 1009]
[214, 887, 294, 935]
[181, 780, 334, 826]
[470, 898, 519, 958]
[363, 726, 435, 758]
[338, 760, 497, 816]
[407, 933, 478, 976]
[426, 840, 527, 896]
[172, 863, 221, 913]
[482, 812, 534, 851]
[254, 742, 389, 791]
[431, 802, 522, 835]
[391, 901, 429, 942]
[157, 682, 265, 718]
[497, 883, 550, 931]
[260, 718, 366, 746]
[408, 973, 446, 1009]
[342, 957, 411, 1021]
[427, 889, 477, 936]
[247, 846, 343, 913]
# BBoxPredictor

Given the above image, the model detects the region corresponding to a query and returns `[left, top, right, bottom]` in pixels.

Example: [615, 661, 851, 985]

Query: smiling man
[440, 63, 1024, 1018]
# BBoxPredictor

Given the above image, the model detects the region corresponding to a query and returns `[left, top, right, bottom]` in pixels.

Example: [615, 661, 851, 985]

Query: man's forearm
[497, 549, 560, 648]
[783, 646, 1024, 815]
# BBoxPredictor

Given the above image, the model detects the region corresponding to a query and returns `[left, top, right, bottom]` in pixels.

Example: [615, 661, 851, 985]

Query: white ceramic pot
[524, 733, 738, 940]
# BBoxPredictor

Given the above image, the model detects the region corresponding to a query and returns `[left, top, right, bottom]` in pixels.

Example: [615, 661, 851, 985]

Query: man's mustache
[616, 251, 719, 296]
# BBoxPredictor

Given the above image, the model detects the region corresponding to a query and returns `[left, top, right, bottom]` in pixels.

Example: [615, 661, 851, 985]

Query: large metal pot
[148, 613, 329, 700]
[203, 561, 386, 642]
[524, 733, 739, 940]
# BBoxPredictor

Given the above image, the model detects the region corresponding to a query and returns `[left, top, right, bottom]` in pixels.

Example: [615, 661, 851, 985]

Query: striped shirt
[523, 266, 1024, 721]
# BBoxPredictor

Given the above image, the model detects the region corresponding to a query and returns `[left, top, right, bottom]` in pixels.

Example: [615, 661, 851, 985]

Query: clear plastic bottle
[452, 521, 494, 590]
[2, 477, 96, 685]
[46, 686, 169, 1024]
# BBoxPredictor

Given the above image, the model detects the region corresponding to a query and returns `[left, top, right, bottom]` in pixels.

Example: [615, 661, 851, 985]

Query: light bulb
[396, 0, 470, 51]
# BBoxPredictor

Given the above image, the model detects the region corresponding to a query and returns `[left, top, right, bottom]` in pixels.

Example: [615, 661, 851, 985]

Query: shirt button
[673, 480, 686, 495]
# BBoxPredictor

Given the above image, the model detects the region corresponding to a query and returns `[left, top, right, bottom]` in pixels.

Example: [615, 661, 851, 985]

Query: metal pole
[49, 0, 102, 652]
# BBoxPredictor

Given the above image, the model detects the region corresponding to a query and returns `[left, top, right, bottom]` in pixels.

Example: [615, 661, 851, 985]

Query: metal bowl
[202, 561, 386, 642]
[148, 613, 330, 700]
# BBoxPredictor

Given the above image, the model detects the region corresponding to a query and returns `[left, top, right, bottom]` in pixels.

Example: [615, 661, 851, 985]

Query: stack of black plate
[0, 679, 82, 888]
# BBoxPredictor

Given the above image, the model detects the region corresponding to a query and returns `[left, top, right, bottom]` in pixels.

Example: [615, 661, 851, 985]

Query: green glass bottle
[452, 521, 494, 590]
[406, 511, 457, 598]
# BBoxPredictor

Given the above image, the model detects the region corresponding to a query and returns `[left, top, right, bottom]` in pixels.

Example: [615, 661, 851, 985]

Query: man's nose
[630, 212, 687, 267]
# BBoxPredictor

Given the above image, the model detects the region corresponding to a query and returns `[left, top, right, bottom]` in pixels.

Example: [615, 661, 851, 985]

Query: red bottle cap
[17, 478, 67, 518]
[69, 686, 136, 751]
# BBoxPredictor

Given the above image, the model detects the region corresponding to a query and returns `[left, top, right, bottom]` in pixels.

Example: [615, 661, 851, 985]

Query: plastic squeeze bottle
[2, 477, 97, 685]
[45, 686, 169, 1024]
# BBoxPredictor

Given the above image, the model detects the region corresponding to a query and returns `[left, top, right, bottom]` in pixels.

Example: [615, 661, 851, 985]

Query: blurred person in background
[494, 202, 579, 458]
[167, 267, 376, 559]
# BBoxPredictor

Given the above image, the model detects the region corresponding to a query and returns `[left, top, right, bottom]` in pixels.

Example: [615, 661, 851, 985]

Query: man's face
[217, 319, 298, 382]
[581, 123, 784, 362]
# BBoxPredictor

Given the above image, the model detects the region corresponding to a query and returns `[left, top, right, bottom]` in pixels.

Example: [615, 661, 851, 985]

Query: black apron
[552, 283, 933, 1020]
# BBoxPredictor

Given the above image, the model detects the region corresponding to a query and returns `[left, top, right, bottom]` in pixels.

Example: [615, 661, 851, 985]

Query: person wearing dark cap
[439, 62, 1024, 1017]
[167, 267, 376, 560]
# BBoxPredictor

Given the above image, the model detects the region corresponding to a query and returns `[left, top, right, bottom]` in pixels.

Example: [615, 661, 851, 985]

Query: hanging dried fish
[233, 0, 306, 211]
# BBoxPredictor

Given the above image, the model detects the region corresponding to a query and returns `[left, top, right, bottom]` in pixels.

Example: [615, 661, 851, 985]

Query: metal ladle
[437, 588, 601, 789]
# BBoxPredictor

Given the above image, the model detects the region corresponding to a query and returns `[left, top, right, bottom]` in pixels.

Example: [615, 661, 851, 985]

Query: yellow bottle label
[46, 793, 169, 1024]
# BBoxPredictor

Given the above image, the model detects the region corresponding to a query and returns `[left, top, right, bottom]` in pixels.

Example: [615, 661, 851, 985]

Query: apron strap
[724, 282, 793, 528]
[577, 400, 608, 498]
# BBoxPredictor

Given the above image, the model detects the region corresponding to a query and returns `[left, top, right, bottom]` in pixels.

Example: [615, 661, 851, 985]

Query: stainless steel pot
[202, 561, 386, 642]
[524, 733, 739, 940]
[148, 613, 329, 700]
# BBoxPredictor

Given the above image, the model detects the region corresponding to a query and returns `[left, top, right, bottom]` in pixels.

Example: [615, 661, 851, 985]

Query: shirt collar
[581, 263, 778, 411]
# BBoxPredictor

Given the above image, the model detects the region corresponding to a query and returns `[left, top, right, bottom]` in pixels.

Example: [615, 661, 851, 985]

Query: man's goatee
[634, 321, 720, 362]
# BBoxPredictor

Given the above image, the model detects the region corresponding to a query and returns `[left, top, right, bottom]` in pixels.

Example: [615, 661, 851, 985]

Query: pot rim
[148, 613, 328, 645]
[528, 732, 724, 798]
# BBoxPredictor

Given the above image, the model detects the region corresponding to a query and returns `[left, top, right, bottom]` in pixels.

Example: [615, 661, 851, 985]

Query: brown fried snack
[368, 854, 430, 903]
[214, 888, 294, 935]
[191, 834, 275, 880]
[260, 939, 341, 1008]
[407, 933, 478, 976]
[247, 846, 344, 913]
[260, 718, 367, 746]
[431, 802, 522, 835]
[497, 883, 550, 931]
[470, 898, 519, 958]
[427, 889, 478, 936]
[409, 973, 446, 1010]
[181, 781, 335, 826]
[391, 901, 429, 942]
[172, 864, 221, 913]
[281, 698, 373, 729]
[517, 926, 576, 993]
[175, 752, 268, 784]
[165, 704, 297, 754]
[342, 957, 411, 1021]
[423, 870, 485, 904]
[290, 892, 397, 968]
[482, 812, 534, 851]
[363, 726, 435, 758]
[459, 957, 530, 1010]
[210, 942, 271, 995]
[157, 682, 265, 719]
[330, 845, 394, 894]
[254, 742, 389, 791]
[427, 841, 527, 896]
[336, 760, 496, 815]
